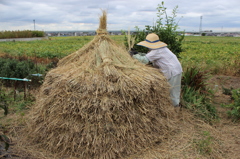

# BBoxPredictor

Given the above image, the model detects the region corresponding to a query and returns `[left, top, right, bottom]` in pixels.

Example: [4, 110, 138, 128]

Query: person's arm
[145, 49, 161, 62]
[132, 54, 150, 64]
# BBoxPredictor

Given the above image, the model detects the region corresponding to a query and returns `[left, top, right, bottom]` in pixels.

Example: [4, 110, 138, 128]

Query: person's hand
[129, 48, 138, 56]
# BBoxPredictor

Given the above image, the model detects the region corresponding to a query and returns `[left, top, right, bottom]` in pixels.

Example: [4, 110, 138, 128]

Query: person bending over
[132, 33, 182, 108]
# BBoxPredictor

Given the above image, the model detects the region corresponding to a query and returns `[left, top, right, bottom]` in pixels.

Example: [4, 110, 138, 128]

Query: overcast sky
[1, 0, 240, 32]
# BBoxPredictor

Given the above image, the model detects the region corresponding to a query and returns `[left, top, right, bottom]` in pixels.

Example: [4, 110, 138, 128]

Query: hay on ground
[23, 10, 178, 159]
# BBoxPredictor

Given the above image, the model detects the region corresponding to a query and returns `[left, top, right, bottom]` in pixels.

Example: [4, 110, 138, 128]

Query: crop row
[180, 36, 240, 76]
[0, 35, 239, 76]
[0, 36, 94, 58]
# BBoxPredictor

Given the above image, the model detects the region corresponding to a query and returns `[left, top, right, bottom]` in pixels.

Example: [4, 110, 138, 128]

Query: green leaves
[124, 1, 184, 58]
[222, 88, 240, 121]
[0, 58, 36, 78]
[181, 67, 218, 123]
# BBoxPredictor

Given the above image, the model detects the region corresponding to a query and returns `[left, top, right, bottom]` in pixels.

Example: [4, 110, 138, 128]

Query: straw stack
[24, 10, 177, 159]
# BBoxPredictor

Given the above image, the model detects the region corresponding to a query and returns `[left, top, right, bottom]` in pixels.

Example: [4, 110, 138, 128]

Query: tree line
[0, 30, 45, 39]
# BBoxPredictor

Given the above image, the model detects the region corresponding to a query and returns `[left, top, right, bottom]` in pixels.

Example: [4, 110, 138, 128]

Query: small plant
[194, 131, 213, 155]
[222, 88, 240, 121]
[0, 124, 10, 153]
[222, 86, 233, 96]
[181, 67, 209, 92]
[181, 67, 218, 122]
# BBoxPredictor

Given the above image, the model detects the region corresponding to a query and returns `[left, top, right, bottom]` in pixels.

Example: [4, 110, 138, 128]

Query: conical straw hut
[24, 11, 178, 159]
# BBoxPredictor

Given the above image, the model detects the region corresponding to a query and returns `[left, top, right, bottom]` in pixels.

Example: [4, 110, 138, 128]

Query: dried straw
[22, 10, 178, 159]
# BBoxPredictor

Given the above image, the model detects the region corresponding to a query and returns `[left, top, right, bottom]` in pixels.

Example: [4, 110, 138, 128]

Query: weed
[222, 88, 240, 121]
[181, 67, 218, 123]
[181, 67, 209, 93]
[194, 131, 213, 155]
[222, 86, 233, 96]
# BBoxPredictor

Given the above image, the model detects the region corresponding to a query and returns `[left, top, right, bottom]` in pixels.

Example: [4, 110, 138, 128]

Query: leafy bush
[124, 1, 184, 58]
[32, 31, 44, 37]
[0, 58, 36, 78]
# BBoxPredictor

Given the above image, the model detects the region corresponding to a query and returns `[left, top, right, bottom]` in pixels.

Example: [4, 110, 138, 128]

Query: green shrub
[124, 1, 184, 58]
[0, 58, 37, 78]
[32, 30, 45, 37]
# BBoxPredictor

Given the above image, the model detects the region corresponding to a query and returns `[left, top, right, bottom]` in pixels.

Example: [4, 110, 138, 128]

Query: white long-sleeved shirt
[146, 47, 182, 80]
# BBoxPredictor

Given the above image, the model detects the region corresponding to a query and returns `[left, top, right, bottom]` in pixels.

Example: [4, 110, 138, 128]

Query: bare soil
[208, 75, 240, 159]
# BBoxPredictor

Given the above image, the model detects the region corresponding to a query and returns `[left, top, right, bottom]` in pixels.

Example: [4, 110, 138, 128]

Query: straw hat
[137, 33, 167, 49]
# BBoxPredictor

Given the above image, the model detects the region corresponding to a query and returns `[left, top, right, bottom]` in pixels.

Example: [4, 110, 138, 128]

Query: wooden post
[24, 81, 27, 100]
[14, 81, 17, 101]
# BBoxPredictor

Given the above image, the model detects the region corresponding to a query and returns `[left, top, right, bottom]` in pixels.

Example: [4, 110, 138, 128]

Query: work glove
[129, 48, 138, 56]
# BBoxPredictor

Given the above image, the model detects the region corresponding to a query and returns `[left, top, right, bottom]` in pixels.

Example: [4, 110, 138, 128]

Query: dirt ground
[0, 75, 240, 159]
[207, 75, 240, 159]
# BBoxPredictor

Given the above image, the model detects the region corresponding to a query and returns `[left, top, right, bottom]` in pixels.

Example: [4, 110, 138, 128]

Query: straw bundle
[24, 11, 177, 159]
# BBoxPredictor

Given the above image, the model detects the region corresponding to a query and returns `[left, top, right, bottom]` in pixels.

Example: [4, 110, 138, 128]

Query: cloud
[0, 0, 240, 31]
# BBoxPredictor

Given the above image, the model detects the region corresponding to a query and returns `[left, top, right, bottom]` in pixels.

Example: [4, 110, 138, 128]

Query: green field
[0, 36, 94, 59]
[180, 36, 240, 76]
[0, 35, 239, 76]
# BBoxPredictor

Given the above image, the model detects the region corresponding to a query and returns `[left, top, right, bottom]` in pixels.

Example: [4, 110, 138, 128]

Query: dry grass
[18, 10, 180, 159]
[126, 110, 226, 159]
[7, 109, 228, 159]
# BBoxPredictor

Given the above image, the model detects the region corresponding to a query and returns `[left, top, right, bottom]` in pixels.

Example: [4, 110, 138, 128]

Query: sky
[0, 0, 240, 32]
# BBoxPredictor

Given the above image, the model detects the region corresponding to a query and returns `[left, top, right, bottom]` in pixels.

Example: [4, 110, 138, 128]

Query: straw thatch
[24, 10, 178, 159]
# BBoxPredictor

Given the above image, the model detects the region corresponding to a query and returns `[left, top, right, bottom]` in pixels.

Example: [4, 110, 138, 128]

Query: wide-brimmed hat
[137, 33, 167, 49]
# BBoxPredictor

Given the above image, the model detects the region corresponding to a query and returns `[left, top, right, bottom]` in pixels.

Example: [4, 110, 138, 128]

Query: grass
[193, 131, 214, 155]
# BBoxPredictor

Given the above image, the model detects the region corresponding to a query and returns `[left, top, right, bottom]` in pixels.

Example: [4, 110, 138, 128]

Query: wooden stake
[24, 81, 27, 100]
[14, 81, 17, 101]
